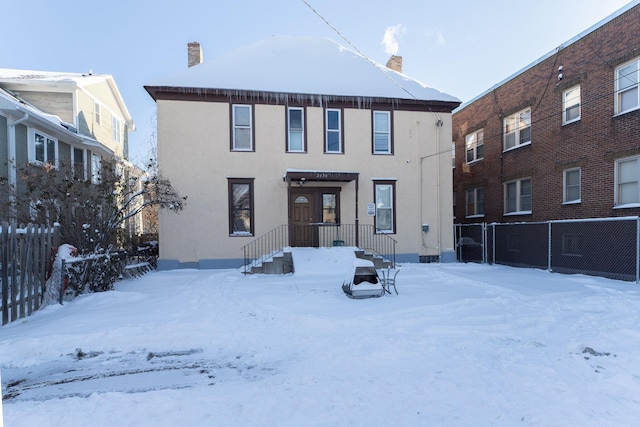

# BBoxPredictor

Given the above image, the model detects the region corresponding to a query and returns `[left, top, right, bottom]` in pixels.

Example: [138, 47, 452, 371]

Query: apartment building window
[465, 129, 484, 163]
[374, 181, 395, 233]
[112, 115, 121, 143]
[373, 111, 391, 154]
[466, 187, 485, 217]
[615, 156, 640, 206]
[504, 177, 532, 215]
[32, 130, 57, 166]
[325, 108, 342, 153]
[562, 86, 581, 124]
[563, 168, 581, 204]
[287, 107, 305, 152]
[503, 108, 531, 151]
[228, 178, 254, 235]
[615, 58, 639, 115]
[232, 105, 253, 151]
[94, 102, 101, 125]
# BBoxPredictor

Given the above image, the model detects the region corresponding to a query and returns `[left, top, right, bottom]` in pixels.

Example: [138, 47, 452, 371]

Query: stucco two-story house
[145, 36, 460, 270]
[453, 1, 640, 225]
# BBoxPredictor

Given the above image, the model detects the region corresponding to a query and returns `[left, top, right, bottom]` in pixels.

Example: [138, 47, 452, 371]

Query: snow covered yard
[1, 247, 640, 426]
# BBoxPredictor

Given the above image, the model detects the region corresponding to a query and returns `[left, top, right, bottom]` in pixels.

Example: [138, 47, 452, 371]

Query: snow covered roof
[0, 68, 109, 87]
[146, 36, 460, 107]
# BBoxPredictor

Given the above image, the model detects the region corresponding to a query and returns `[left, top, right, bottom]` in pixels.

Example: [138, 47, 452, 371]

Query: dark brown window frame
[373, 180, 397, 234]
[324, 107, 344, 154]
[228, 178, 255, 236]
[286, 106, 307, 153]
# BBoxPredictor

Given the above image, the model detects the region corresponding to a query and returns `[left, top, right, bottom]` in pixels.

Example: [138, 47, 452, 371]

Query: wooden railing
[241, 223, 396, 274]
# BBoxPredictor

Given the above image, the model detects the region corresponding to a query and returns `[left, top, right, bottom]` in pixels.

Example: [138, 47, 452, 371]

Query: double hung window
[615, 59, 640, 114]
[504, 177, 532, 215]
[466, 187, 485, 217]
[562, 86, 581, 124]
[32, 131, 57, 166]
[615, 156, 640, 206]
[373, 111, 391, 154]
[563, 168, 581, 204]
[374, 181, 395, 233]
[465, 129, 484, 163]
[232, 105, 253, 151]
[287, 107, 305, 152]
[325, 109, 342, 153]
[503, 108, 531, 151]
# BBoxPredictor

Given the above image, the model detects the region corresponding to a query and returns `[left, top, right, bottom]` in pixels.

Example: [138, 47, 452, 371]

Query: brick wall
[453, 5, 640, 224]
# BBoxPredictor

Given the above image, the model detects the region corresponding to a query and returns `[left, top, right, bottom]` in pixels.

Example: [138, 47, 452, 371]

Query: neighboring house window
[504, 177, 532, 214]
[503, 108, 531, 151]
[373, 111, 391, 154]
[91, 154, 102, 184]
[615, 58, 639, 115]
[228, 178, 254, 236]
[112, 115, 121, 143]
[32, 130, 57, 166]
[562, 86, 581, 124]
[73, 147, 86, 180]
[563, 168, 581, 204]
[465, 129, 484, 163]
[374, 181, 395, 233]
[466, 187, 485, 217]
[94, 102, 101, 125]
[615, 156, 640, 206]
[325, 108, 342, 153]
[287, 107, 304, 152]
[232, 105, 253, 151]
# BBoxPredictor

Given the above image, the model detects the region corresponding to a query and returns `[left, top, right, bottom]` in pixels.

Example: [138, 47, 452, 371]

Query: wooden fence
[1, 222, 60, 325]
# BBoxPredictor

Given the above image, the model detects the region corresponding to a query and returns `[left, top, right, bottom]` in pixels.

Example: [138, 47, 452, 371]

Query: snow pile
[1, 249, 640, 426]
[42, 244, 77, 306]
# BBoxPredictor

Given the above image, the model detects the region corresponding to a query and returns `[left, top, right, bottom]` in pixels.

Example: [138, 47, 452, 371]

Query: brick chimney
[386, 55, 403, 73]
[188, 42, 203, 68]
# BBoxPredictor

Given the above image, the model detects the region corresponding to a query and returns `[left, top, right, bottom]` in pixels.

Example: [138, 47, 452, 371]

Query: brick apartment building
[453, 1, 640, 225]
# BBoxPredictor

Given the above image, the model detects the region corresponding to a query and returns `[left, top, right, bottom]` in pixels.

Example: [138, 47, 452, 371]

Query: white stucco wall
[157, 99, 454, 267]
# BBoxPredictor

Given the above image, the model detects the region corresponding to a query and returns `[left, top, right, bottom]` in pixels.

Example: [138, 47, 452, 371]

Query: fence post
[59, 258, 65, 305]
[636, 217, 639, 284]
[548, 221, 552, 272]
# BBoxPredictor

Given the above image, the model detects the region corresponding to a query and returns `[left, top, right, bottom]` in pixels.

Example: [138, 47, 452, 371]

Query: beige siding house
[145, 36, 460, 270]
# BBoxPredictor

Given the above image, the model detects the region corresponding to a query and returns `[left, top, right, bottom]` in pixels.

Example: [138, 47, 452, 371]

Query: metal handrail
[241, 223, 396, 274]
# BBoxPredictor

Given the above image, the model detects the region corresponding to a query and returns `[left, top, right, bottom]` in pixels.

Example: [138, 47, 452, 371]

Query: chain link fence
[455, 217, 639, 282]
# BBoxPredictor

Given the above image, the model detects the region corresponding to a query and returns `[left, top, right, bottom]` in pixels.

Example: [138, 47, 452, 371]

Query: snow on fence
[0, 222, 60, 325]
[455, 216, 640, 282]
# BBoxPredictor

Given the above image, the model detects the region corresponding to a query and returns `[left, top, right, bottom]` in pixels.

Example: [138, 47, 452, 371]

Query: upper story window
[504, 177, 532, 215]
[466, 187, 485, 217]
[287, 107, 305, 152]
[465, 129, 484, 163]
[94, 102, 101, 126]
[373, 111, 391, 154]
[112, 115, 121, 143]
[503, 108, 531, 151]
[232, 105, 253, 151]
[562, 86, 581, 125]
[31, 130, 57, 166]
[325, 108, 342, 153]
[563, 168, 581, 204]
[615, 156, 640, 206]
[616, 58, 639, 115]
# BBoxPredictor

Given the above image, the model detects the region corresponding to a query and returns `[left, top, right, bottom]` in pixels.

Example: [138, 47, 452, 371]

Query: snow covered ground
[1, 247, 640, 427]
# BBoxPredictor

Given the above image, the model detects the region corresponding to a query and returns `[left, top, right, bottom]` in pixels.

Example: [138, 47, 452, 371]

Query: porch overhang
[284, 169, 359, 183]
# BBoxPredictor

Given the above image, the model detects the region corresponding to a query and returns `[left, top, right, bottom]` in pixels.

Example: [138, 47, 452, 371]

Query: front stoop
[354, 250, 392, 269]
[250, 252, 294, 274]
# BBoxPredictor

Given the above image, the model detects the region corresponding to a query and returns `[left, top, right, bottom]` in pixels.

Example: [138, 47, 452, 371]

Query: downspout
[7, 112, 29, 217]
